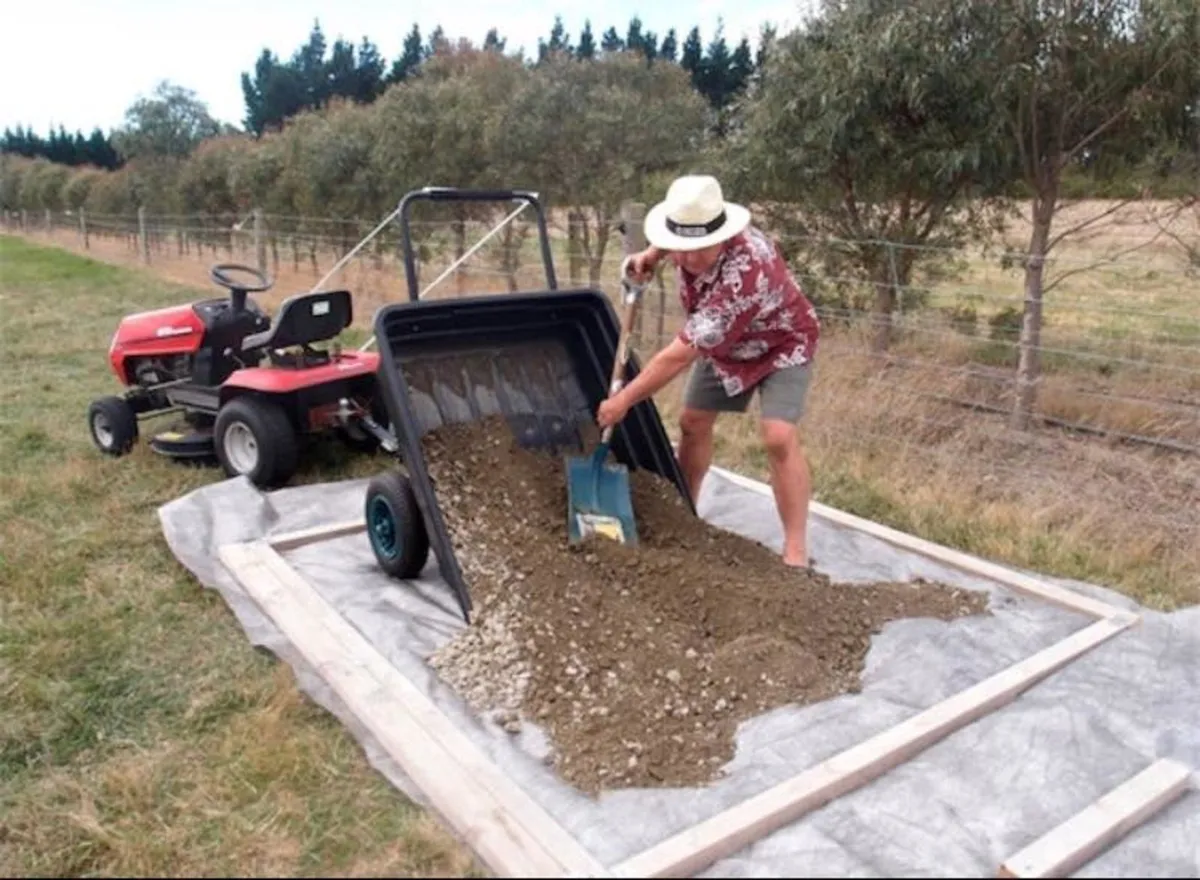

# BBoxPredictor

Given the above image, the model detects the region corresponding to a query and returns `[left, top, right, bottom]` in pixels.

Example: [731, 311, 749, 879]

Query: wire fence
[4, 205, 1199, 460]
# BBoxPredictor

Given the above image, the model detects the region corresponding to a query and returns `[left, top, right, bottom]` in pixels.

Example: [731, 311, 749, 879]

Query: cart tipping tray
[373, 288, 694, 621]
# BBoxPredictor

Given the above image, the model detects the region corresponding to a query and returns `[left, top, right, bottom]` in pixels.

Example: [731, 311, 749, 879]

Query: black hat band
[666, 210, 727, 238]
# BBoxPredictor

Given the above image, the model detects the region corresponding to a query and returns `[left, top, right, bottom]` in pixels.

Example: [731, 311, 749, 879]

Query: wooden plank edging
[218, 540, 609, 879]
[611, 612, 1139, 879]
[217, 464, 1147, 879]
[708, 464, 1129, 621]
[267, 519, 365, 552]
[998, 757, 1193, 878]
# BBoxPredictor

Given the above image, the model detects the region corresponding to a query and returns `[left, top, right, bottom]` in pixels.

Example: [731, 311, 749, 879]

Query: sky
[0, 0, 810, 136]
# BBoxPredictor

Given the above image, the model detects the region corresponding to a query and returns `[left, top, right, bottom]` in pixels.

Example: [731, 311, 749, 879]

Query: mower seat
[241, 289, 353, 353]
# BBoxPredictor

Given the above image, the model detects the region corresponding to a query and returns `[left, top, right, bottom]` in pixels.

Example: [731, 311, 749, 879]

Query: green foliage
[724, 0, 1016, 346]
[988, 306, 1024, 342]
[111, 81, 223, 162]
[1, 125, 121, 169]
[233, 15, 763, 140]
[495, 50, 708, 281]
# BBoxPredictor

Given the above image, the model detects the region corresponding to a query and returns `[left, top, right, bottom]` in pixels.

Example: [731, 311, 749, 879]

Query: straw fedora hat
[644, 174, 752, 251]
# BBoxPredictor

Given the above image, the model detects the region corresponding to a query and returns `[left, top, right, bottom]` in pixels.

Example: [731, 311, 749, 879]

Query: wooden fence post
[80, 209, 89, 248]
[138, 206, 149, 263]
[254, 208, 266, 273]
[621, 200, 647, 340]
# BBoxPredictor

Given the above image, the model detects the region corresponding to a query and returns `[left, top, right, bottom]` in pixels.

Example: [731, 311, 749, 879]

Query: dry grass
[0, 236, 479, 877]
[1, 201, 1197, 875]
[7, 204, 1200, 610]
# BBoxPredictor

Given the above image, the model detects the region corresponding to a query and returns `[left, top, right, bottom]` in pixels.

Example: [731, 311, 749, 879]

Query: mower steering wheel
[210, 263, 272, 295]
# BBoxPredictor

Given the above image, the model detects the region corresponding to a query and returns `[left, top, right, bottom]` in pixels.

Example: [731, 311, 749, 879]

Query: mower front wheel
[214, 396, 299, 488]
[88, 395, 138, 456]
[365, 470, 429, 579]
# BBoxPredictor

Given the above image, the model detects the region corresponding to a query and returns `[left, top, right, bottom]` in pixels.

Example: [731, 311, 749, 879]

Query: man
[596, 174, 821, 569]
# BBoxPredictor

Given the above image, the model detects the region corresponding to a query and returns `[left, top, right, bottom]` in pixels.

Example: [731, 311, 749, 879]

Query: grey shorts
[682, 358, 814, 423]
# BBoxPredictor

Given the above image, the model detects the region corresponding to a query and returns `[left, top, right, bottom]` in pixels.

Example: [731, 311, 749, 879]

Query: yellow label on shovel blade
[576, 513, 625, 542]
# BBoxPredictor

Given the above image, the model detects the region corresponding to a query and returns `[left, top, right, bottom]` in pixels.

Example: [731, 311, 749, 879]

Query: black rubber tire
[87, 395, 139, 456]
[213, 396, 299, 488]
[364, 470, 430, 579]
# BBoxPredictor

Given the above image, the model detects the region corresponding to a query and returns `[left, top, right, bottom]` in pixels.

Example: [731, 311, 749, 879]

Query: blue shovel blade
[565, 443, 638, 545]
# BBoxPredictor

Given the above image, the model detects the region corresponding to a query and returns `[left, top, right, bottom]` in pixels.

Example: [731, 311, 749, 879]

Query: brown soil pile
[421, 417, 989, 795]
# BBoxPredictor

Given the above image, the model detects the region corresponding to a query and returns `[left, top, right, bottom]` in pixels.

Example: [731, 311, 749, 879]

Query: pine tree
[483, 28, 507, 53]
[601, 26, 623, 53]
[388, 24, 424, 84]
[576, 20, 596, 59]
[680, 26, 703, 89]
[355, 37, 385, 102]
[659, 28, 678, 62]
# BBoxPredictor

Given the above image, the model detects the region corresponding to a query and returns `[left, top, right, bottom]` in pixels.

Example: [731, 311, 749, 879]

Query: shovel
[566, 257, 647, 545]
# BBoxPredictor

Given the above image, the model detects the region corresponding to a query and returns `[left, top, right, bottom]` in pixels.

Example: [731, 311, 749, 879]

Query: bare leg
[678, 407, 718, 503]
[760, 418, 812, 566]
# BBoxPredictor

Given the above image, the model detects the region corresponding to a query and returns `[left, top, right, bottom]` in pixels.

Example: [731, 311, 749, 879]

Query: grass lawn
[0, 235, 477, 877]
[2, 224, 1195, 875]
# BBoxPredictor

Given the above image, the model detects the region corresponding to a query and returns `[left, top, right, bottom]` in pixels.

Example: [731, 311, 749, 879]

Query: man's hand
[625, 246, 663, 283]
[596, 393, 631, 431]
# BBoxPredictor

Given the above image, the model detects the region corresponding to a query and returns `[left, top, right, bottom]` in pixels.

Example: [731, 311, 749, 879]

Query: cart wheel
[88, 395, 138, 456]
[214, 396, 298, 488]
[365, 470, 429, 579]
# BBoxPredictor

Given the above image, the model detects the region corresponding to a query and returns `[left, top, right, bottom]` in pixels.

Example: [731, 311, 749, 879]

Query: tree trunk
[1009, 192, 1055, 431]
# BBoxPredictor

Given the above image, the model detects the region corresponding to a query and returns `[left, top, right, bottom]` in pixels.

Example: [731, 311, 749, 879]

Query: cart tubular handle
[396, 187, 557, 302]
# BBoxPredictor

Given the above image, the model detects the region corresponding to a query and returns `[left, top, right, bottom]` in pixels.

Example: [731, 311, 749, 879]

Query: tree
[483, 28, 507, 54]
[327, 38, 359, 102]
[539, 15, 571, 63]
[985, 0, 1199, 430]
[242, 50, 308, 136]
[728, 0, 1016, 351]
[601, 26, 623, 53]
[493, 52, 708, 285]
[680, 26, 703, 87]
[369, 47, 533, 289]
[660, 28, 679, 62]
[755, 24, 776, 71]
[576, 21, 596, 59]
[730, 37, 754, 92]
[294, 20, 330, 109]
[112, 80, 222, 161]
[388, 24, 425, 84]
[354, 37, 386, 102]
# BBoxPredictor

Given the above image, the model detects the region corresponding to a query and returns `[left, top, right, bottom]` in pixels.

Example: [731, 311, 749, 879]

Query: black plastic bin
[373, 288, 694, 621]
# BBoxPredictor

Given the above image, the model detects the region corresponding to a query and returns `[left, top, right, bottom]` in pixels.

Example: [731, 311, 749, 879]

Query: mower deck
[149, 424, 216, 459]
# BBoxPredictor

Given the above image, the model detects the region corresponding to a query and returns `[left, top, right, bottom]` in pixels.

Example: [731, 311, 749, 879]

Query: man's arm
[597, 337, 699, 428]
[621, 336, 699, 405]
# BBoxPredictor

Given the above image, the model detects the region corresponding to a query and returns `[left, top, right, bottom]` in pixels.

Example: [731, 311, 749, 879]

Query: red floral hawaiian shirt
[676, 225, 820, 396]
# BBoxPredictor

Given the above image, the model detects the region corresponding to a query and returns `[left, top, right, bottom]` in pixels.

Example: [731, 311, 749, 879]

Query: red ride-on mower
[86, 263, 394, 488]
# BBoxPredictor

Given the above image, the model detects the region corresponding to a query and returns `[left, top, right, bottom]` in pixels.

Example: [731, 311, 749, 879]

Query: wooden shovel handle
[600, 258, 646, 443]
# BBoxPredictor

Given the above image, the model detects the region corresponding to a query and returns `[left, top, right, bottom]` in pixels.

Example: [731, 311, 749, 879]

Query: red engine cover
[108, 304, 205, 384]
[221, 350, 381, 397]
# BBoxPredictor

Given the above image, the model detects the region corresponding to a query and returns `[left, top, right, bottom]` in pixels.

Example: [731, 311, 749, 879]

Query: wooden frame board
[216, 468, 1145, 879]
[997, 757, 1193, 878]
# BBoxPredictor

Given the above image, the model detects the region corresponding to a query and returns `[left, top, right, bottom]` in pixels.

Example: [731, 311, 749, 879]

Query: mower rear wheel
[88, 395, 138, 456]
[365, 470, 429, 579]
[214, 396, 298, 488]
